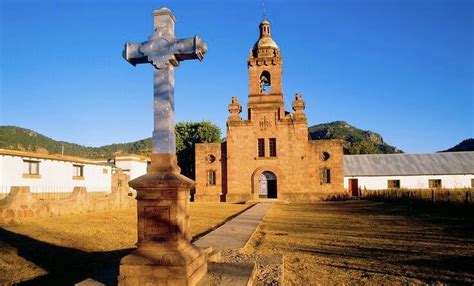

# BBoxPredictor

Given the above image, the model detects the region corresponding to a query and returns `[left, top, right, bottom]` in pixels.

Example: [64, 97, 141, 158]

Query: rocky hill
[308, 121, 402, 155]
[0, 121, 402, 158]
[441, 138, 474, 152]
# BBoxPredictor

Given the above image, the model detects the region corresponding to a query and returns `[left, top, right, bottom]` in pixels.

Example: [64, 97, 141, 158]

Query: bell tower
[247, 19, 285, 120]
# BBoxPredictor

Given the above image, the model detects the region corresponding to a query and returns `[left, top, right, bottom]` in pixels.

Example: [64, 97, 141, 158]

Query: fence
[0, 186, 113, 202]
[362, 188, 474, 206]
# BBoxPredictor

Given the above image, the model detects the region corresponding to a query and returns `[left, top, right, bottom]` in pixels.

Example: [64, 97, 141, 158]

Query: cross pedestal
[118, 8, 208, 286]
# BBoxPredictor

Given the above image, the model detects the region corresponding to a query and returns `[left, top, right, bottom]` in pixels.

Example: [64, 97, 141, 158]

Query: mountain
[0, 121, 402, 158]
[0, 126, 152, 158]
[441, 139, 474, 152]
[308, 121, 402, 155]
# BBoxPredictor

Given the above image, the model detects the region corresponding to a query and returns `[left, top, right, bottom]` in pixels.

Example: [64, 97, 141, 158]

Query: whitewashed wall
[115, 159, 148, 180]
[344, 174, 474, 190]
[0, 154, 112, 192]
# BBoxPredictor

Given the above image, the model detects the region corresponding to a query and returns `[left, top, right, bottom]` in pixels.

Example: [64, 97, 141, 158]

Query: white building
[344, 152, 474, 195]
[0, 149, 113, 194]
[114, 154, 149, 180]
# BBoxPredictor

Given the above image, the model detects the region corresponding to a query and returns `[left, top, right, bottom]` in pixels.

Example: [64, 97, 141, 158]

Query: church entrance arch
[258, 171, 277, 199]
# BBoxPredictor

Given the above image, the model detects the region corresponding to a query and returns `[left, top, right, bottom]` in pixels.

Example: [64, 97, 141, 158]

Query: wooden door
[349, 179, 359, 196]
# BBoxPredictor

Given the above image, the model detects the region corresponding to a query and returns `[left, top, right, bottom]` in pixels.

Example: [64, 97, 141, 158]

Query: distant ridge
[308, 121, 402, 155]
[0, 126, 151, 159]
[1, 122, 402, 158]
[441, 138, 474, 152]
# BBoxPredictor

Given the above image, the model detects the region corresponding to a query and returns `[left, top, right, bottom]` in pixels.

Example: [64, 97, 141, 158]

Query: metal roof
[344, 152, 474, 176]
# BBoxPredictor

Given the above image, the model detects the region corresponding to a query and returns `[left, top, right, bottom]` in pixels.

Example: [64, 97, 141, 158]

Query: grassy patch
[0, 202, 248, 284]
[248, 201, 474, 285]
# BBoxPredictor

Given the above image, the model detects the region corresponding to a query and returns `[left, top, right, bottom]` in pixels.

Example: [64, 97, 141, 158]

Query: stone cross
[119, 8, 209, 286]
[123, 7, 208, 154]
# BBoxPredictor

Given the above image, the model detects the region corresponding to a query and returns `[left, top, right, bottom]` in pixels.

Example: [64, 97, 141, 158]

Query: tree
[175, 121, 221, 179]
[348, 141, 380, 155]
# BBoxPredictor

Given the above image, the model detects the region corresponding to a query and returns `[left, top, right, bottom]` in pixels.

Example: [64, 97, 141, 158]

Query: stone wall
[194, 143, 223, 202]
[0, 185, 135, 224]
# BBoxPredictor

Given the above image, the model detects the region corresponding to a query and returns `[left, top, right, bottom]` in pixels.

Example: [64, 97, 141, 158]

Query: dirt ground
[0, 202, 249, 284]
[247, 200, 474, 285]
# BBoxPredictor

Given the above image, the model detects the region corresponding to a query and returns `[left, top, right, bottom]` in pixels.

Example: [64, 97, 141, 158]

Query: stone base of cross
[118, 8, 208, 286]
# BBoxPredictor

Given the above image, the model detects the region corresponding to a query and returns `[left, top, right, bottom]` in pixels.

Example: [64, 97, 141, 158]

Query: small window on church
[207, 154, 216, 163]
[322, 152, 330, 161]
[260, 71, 271, 93]
[320, 168, 331, 184]
[269, 138, 277, 157]
[258, 138, 265, 157]
[207, 170, 216, 186]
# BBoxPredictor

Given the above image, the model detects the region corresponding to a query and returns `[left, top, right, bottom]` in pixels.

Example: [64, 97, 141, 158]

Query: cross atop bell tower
[247, 19, 284, 120]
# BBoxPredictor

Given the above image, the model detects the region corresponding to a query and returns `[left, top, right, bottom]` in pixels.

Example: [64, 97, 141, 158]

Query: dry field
[0, 202, 249, 284]
[247, 201, 474, 285]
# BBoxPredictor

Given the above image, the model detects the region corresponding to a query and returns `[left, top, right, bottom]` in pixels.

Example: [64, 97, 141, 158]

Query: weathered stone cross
[123, 7, 208, 155]
[119, 8, 208, 286]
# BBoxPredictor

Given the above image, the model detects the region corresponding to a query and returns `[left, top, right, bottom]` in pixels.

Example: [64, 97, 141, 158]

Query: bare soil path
[194, 203, 272, 250]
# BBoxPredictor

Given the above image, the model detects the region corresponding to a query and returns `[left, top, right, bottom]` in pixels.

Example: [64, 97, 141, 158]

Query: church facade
[195, 20, 345, 202]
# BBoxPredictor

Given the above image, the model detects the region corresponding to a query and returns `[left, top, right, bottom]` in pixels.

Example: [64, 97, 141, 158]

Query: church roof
[344, 152, 474, 176]
[254, 37, 279, 50]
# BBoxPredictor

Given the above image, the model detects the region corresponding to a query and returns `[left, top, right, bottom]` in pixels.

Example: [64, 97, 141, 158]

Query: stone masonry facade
[195, 20, 345, 202]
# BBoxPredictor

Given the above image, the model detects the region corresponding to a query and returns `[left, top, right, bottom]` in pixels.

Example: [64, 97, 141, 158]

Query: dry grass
[0, 241, 47, 283]
[0, 202, 249, 284]
[248, 201, 474, 285]
[365, 188, 474, 205]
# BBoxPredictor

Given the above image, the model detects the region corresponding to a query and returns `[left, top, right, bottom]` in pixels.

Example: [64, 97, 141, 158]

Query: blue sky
[1, 0, 473, 153]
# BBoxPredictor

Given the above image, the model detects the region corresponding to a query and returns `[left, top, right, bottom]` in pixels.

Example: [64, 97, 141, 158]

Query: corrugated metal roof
[344, 152, 474, 176]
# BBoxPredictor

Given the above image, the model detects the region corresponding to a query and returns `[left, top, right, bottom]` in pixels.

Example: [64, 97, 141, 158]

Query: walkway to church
[194, 203, 272, 250]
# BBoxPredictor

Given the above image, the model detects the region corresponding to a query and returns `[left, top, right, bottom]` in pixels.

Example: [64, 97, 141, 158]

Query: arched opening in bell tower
[260, 71, 271, 93]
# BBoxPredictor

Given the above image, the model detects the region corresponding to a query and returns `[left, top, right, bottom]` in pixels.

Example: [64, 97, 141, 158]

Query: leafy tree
[175, 121, 221, 179]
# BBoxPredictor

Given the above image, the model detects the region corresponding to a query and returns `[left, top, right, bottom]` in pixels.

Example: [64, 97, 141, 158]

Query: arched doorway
[259, 171, 277, 198]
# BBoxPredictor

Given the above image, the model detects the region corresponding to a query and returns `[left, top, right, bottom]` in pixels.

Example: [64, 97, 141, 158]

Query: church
[195, 20, 345, 202]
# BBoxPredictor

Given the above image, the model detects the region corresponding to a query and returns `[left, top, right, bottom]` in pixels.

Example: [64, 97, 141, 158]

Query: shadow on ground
[0, 228, 133, 285]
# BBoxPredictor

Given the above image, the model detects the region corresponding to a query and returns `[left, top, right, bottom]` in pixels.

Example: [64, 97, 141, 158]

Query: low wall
[0, 186, 136, 224]
[362, 188, 474, 206]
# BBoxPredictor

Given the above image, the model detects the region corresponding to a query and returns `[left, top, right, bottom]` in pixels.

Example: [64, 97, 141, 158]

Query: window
[258, 138, 265, 157]
[387, 180, 400, 189]
[207, 154, 216, 163]
[23, 160, 40, 175]
[320, 168, 331, 184]
[269, 138, 277, 157]
[207, 170, 216, 186]
[429, 179, 442, 189]
[322, 152, 330, 161]
[73, 164, 84, 177]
